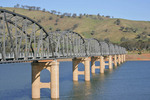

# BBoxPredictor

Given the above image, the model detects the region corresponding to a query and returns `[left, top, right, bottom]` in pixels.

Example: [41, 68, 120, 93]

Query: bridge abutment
[32, 60, 59, 99]
[72, 57, 90, 81]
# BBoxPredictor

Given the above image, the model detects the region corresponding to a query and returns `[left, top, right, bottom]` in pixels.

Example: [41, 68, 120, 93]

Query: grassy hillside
[1, 7, 150, 43]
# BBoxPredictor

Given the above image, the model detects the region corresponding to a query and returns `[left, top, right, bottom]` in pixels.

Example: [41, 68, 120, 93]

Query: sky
[1, 0, 150, 21]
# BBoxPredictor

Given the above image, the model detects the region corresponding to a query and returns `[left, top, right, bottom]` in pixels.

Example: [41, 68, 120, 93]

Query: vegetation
[1, 5, 150, 52]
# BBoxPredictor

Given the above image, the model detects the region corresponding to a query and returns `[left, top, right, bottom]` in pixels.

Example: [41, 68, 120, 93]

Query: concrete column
[109, 55, 113, 69]
[73, 58, 78, 81]
[124, 54, 126, 62]
[121, 55, 124, 63]
[32, 62, 41, 99]
[84, 57, 90, 81]
[51, 60, 59, 99]
[32, 61, 59, 99]
[118, 55, 121, 65]
[91, 57, 96, 74]
[100, 56, 105, 73]
[114, 55, 117, 67]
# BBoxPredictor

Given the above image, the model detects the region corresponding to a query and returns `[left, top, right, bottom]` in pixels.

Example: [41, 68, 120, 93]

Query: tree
[72, 24, 79, 30]
[119, 26, 124, 31]
[57, 12, 61, 15]
[97, 13, 100, 16]
[49, 27, 53, 30]
[60, 15, 64, 18]
[91, 31, 95, 35]
[37, 19, 41, 23]
[36, 7, 41, 10]
[51, 10, 56, 14]
[114, 19, 120, 25]
[72, 13, 77, 18]
[104, 38, 110, 43]
[49, 16, 53, 20]
[14, 4, 20, 8]
[56, 18, 59, 22]
[120, 37, 126, 42]
[54, 23, 58, 25]
[79, 14, 83, 18]
[42, 8, 46, 12]
[106, 16, 110, 18]
[56, 28, 61, 31]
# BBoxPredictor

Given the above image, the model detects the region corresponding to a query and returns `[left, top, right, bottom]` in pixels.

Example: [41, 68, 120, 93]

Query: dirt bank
[126, 53, 150, 61]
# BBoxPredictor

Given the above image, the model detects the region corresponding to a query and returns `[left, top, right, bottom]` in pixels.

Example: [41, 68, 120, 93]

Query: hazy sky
[1, 0, 150, 21]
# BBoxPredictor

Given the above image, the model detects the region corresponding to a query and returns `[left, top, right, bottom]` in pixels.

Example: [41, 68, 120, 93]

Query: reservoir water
[0, 61, 150, 100]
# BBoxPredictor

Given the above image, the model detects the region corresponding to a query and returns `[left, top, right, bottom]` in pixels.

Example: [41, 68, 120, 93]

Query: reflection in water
[32, 98, 59, 100]
[32, 99, 41, 100]
[70, 67, 115, 100]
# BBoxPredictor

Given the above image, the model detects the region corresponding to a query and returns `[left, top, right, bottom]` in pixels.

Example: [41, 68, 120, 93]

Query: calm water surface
[0, 61, 150, 100]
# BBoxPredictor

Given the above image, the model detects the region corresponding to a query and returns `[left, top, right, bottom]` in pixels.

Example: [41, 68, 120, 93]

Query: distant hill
[1, 7, 150, 44]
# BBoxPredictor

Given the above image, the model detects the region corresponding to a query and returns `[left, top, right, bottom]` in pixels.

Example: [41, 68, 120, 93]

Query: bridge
[0, 9, 127, 99]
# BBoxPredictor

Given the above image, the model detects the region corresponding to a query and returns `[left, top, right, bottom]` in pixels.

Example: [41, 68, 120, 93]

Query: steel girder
[0, 9, 127, 62]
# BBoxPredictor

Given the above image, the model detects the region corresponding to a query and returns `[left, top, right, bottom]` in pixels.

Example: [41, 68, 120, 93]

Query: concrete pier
[91, 56, 105, 74]
[91, 57, 100, 74]
[123, 54, 126, 62]
[72, 57, 90, 81]
[51, 60, 59, 99]
[114, 55, 117, 67]
[100, 56, 105, 73]
[108, 55, 113, 69]
[32, 60, 59, 99]
[118, 55, 121, 65]
[121, 55, 124, 63]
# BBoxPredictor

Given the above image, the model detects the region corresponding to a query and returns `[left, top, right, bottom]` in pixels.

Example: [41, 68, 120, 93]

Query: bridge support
[100, 56, 105, 73]
[108, 55, 113, 69]
[123, 54, 126, 62]
[114, 55, 117, 67]
[121, 55, 124, 63]
[91, 57, 99, 74]
[91, 56, 105, 74]
[73, 57, 90, 81]
[118, 55, 121, 65]
[32, 60, 59, 99]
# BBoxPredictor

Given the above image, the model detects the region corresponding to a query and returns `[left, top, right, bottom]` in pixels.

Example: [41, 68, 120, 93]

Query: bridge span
[0, 9, 126, 99]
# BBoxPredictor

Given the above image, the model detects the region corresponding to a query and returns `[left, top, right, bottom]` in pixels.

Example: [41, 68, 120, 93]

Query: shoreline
[126, 53, 150, 61]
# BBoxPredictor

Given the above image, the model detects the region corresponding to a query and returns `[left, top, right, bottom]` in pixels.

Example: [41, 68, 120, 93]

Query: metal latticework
[99, 42, 109, 56]
[0, 9, 127, 63]
[0, 9, 50, 61]
[49, 31, 86, 58]
[85, 38, 101, 56]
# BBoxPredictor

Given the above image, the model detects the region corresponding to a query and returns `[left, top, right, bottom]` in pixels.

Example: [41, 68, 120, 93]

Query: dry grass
[2, 7, 150, 43]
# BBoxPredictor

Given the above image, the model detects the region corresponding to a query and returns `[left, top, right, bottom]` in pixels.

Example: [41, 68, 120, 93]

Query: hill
[1, 7, 150, 44]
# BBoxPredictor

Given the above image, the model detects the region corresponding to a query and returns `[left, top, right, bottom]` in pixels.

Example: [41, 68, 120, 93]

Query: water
[0, 61, 150, 100]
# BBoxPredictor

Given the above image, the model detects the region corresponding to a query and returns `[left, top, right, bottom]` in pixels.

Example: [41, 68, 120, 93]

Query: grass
[1, 7, 150, 43]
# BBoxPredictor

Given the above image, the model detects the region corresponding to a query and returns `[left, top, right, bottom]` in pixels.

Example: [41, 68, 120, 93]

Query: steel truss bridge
[0, 9, 128, 99]
[0, 9, 126, 63]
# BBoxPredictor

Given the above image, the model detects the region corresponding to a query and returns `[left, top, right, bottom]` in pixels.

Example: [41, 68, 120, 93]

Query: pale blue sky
[1, 0, 150, 21]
